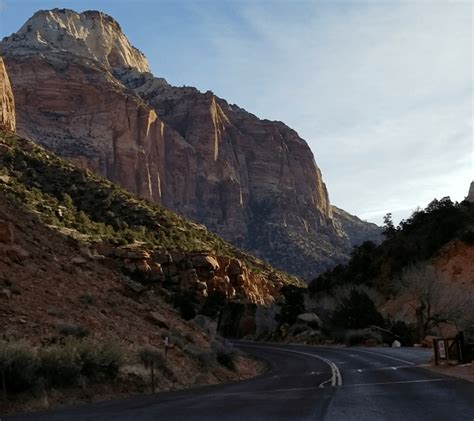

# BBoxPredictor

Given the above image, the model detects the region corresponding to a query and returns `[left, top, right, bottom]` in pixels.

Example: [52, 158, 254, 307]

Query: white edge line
[344, 378, 448, 388]
[206, 378, 450, 398]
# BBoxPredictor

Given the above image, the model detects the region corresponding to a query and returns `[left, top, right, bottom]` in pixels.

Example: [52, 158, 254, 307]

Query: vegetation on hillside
[309, 197, 474, 294]
[0, 130, 300, 285]
[299, 197, 474, 345]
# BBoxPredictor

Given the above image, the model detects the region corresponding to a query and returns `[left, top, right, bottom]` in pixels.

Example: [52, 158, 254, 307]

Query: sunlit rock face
[1, 8, 381, 279]
[0, 57, 15, 132]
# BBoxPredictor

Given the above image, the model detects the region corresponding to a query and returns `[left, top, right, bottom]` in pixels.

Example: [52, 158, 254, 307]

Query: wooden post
[164, 336, 169, 362]
[458, 331, 465, 364]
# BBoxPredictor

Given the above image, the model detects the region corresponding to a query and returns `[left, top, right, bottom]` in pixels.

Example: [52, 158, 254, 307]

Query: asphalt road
[6, 342, 474, 421]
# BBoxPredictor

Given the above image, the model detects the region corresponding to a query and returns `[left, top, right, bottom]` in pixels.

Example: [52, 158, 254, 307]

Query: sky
[0, 0, 472, 224]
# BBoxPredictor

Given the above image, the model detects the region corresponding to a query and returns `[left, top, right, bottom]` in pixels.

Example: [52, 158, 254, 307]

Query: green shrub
[76, 340, 124, 381]
[56, 322, 89, 338]
[211, 341, 239, 370]
[38, 343, 82, 387]
[460, 229, 474, 245]
[0, 341, 38, 396]
[183, 345, 215, 368]
[138, 347, 165, 393]
[276, 285, 305, 326]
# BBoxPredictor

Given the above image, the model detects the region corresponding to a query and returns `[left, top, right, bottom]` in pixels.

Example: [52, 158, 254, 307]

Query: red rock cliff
[1, 9, 380, 279]
[0, 57, 15, 132]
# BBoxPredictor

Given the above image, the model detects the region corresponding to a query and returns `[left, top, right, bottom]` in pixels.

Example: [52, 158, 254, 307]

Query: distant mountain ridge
[0, 8, 381, 279]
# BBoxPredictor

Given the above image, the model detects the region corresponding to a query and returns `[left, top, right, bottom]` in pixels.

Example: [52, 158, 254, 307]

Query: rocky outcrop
[1, 8, 149, 72]
[1, 9, 380, 279]
[331, 206, 382, 247]
[93, 242, 283, 306]
[0, 57, 15, 132]
[466, 182, 474, 203]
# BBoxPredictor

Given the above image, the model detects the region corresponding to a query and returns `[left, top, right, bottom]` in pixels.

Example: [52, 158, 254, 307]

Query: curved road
[7, 342, 474, 420]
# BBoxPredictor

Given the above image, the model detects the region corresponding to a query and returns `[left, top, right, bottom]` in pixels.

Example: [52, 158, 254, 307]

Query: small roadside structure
[433, 332, 472, 365]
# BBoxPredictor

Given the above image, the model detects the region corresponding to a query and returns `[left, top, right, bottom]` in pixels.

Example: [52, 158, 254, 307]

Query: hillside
[0, 8, 381, 279]
[0, 54, 278, 413]
[0, 165, 266, 413]
[0, 128, 302, 306]
[331, 206, 382, 247]
[310, 197, 474, 293]
[305, 195, 474, 344]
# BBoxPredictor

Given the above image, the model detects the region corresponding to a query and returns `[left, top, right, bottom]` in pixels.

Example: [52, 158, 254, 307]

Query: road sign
[438, 340, 446, 359]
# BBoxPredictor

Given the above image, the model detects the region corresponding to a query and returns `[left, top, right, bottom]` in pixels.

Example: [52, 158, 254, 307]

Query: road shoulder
[423, 363, 474, 383]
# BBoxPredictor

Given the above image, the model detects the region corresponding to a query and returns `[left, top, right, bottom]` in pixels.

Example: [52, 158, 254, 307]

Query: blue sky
[1, 0, 472, 224]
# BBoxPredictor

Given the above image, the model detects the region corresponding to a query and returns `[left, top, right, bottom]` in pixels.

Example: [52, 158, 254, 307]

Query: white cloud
[186, 1, 472, 224]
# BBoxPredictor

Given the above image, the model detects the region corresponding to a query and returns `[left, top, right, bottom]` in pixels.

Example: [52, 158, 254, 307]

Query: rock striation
[0, 57, 15, 132]
[1, 9, 381, 279]
[331, 206, 382, 247]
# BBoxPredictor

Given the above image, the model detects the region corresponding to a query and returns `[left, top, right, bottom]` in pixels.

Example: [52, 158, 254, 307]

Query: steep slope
[310, 196, 474, 293]
[0, 129, 301, 308]
[1, 8, 379, 279]
[331, 206, 382, 247]
[0, 65, 266, 412]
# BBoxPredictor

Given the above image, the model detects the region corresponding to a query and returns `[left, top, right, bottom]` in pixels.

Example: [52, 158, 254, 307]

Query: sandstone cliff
[1, 9, 380, 279]
[0, 56, 15, 132]
[331, 206, 382, 247]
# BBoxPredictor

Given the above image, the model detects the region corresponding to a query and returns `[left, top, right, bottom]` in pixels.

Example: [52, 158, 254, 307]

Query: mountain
[0, 60, 273, 412]
[0, 8, 381, 279]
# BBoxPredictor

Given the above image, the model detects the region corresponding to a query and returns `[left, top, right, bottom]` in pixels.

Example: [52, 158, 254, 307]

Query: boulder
[148, 263, 164, 281]
[191, 255, 219, 271]
[195, 281, 208, 291]
[0, 175, 11, 184]
[152, 251, 171, 264]
[296, 313, 322, 328]
[146, 311, 170, 329]
[95, 242, 115, 257]
[170, 250, 186, 264]
[126, 249, 150, 260]
[135, 260, 151, 274]
[163, 264, 178, 277]
[71, 256, 87, 265]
